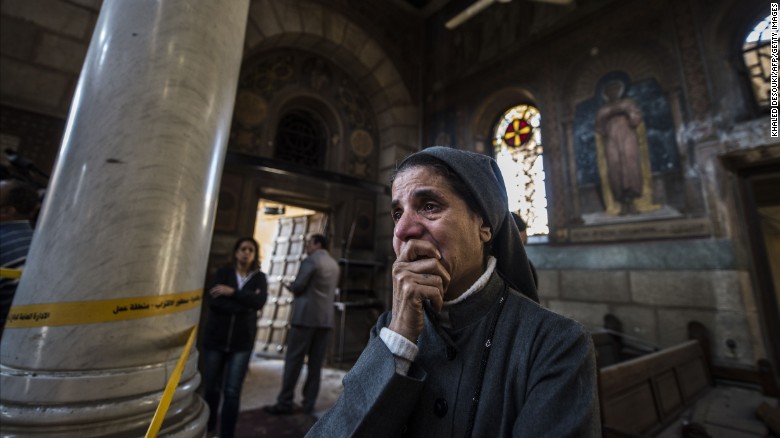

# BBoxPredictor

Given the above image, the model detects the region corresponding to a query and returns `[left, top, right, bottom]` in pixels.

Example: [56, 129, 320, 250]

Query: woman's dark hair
[391, 153, 485, 223]
[511, 212, 527, 232]
[231, 237, 260, 271]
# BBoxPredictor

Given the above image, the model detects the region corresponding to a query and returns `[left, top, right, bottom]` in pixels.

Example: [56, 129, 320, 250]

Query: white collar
[443, 256, 496, 306]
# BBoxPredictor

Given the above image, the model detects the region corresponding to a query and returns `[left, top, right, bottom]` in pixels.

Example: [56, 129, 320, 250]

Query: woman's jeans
[203, 348, 252, 438]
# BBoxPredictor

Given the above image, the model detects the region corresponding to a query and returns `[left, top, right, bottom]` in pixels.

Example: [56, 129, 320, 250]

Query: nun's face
[391, 166, 492, 298]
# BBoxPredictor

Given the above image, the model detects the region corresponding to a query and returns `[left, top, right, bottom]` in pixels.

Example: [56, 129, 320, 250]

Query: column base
[0, 373, 207, 437]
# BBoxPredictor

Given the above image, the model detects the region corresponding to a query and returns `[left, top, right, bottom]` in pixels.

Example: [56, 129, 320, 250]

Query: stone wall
[528, 239, 764, 366]
[0, 0, 101, 117]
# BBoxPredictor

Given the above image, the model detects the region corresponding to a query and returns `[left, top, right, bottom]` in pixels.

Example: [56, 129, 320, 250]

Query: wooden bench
[592, 314, 659, 368]
[600, 340, 711, 436]
[592, 330, 623, 368]
[599, 335, 779, 437]
[688, 320, 779, 398]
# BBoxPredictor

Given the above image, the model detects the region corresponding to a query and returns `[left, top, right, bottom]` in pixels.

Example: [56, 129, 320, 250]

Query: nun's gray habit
[308, 147, 600, 438]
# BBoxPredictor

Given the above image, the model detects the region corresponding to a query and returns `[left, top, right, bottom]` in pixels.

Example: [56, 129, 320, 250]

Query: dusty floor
[239, 356, 347, 418]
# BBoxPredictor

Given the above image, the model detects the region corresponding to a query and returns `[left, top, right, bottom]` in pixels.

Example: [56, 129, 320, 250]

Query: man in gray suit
[264, 233, 340, 416]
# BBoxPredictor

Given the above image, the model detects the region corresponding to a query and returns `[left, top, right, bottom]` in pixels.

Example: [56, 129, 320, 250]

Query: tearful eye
[421, 203, 439, 214]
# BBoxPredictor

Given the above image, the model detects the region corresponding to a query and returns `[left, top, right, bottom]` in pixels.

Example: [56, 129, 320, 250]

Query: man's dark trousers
[277, 325, 331, 413]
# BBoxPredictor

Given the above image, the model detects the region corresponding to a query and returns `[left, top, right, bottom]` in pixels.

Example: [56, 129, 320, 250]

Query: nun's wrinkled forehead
[393, 152, 485, 225]
[396, 147, 509, 232]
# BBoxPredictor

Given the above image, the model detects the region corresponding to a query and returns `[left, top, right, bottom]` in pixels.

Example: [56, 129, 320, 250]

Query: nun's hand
[389, 239, 450, 343]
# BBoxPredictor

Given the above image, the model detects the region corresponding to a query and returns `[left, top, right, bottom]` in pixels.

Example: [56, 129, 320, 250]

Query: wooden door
[255, 212, 327, 357]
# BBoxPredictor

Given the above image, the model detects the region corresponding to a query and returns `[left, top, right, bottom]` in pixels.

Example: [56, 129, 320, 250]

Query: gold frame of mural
[567, 216, 711, 243]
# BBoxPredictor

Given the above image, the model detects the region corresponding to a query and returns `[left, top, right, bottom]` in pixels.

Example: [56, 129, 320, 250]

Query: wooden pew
[599, 328, 779, 437]
[600, 340, 711, 436]
[592, 330, 623, 368]
[592, 314, 659, 368]
[687, 320, 779, 398]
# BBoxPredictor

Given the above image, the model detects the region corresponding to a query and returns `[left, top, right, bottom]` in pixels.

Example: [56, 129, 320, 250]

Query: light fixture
[263, 205, 286, 215]
[445, 0, 574, 30]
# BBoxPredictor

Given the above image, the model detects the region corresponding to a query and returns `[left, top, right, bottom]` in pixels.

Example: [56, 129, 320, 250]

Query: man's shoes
[263, 404, 294, 415]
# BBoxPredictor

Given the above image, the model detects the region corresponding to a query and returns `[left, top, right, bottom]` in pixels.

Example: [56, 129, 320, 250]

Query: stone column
[0, 1, 249, 436]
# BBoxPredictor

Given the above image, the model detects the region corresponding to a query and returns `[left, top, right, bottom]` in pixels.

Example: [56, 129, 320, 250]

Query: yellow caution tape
[145, 325, 198, 438]
[5, 289, 202, 328]
[0, 268, 22, 279]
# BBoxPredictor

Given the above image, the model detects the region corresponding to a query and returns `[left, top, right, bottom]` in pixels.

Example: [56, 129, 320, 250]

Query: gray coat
[289, 249, 340, 328]
[307, 271, 600, 437]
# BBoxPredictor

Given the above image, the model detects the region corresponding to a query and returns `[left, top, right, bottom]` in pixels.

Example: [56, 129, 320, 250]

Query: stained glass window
[493, 104, 548, 236]
[743, 14, 773, 109]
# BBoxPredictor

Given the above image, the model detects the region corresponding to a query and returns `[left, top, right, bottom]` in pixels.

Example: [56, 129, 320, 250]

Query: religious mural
[573, 71, 679, 221]
[594, 79, 658, 216]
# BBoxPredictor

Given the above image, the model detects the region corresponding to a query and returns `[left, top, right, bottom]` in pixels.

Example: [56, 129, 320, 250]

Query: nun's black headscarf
[395, 146, 539, 303]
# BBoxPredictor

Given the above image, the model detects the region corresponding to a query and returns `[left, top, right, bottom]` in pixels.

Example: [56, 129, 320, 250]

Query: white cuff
[380, 327, 419, 375]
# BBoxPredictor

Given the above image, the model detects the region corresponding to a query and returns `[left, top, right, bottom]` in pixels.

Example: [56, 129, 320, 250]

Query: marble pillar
[0, 1, 249, 436]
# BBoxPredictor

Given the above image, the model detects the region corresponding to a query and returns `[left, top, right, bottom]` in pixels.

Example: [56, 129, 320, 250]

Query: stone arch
[471, 87, 538, 155]
[232, 46, 358, 173]
[273, 92, 344, 171]
[712, 1, 770, 57]
[710, 1, 773, 118]
[244, 0, 419, 184]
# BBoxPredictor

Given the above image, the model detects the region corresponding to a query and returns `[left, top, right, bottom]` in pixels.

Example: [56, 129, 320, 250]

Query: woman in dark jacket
[203, 237, 268, 438]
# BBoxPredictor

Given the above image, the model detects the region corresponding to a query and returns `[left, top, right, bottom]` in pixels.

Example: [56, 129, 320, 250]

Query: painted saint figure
[595, 80, 658, 215]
